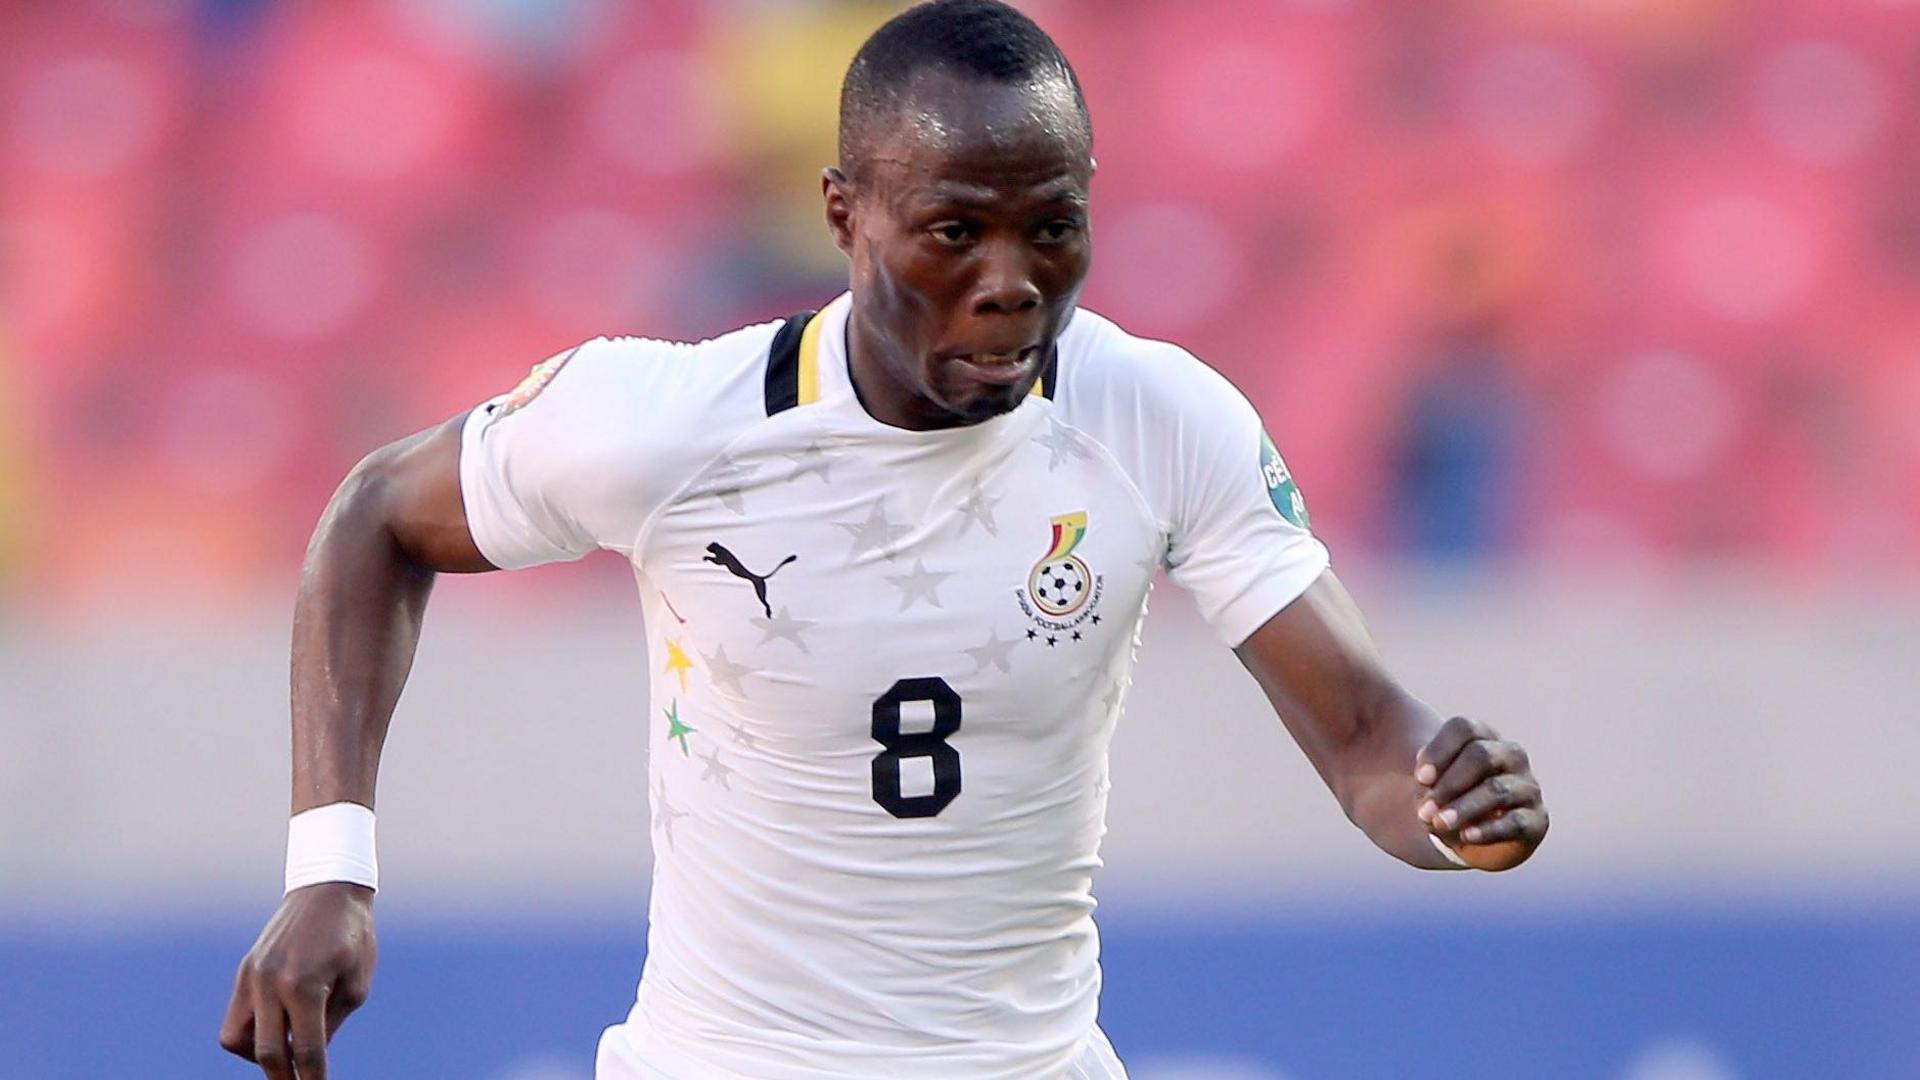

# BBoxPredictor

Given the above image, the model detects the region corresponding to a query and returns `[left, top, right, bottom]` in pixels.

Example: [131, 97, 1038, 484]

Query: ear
[823, 167, 856, 257]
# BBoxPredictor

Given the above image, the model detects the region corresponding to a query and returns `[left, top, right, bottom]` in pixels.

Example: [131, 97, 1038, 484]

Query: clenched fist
[1415, 716, 1548, 872]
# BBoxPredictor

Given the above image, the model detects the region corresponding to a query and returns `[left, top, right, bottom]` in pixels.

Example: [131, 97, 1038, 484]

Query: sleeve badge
[485, 344, 581, 428]
[1260, 431, 1311, 530]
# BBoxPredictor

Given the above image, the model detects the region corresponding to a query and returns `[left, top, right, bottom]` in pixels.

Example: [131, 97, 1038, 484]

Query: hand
[1414, 716, 1547, 872]
[220, 882, 377, 1078]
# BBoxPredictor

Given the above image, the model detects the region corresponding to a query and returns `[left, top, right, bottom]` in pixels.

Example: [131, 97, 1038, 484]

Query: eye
[1035, 218, 1084, 244]
[928, 222, 974, 247]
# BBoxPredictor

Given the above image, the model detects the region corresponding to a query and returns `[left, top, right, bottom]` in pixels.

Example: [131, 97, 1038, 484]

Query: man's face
[826, 70, 1094, 428]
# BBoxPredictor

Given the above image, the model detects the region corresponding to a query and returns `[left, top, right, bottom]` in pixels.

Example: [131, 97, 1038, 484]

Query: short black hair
[839, 0, 1090, 176]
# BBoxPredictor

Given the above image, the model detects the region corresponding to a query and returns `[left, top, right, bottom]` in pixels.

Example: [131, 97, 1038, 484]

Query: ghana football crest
[1014, 511, 1105, 645]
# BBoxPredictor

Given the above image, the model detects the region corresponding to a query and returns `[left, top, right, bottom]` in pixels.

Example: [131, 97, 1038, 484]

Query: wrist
[287, 881, 377, 909]
[285, 802, 379, 894]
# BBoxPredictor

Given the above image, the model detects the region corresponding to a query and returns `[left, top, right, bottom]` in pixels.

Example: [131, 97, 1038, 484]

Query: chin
[945, 387, 1026, 425]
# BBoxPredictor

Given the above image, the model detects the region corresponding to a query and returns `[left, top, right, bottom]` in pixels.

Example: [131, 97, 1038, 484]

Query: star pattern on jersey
[963, 628, 1019, 674]
[664, 700, 696, 756]
[956, 481, 1002, 537]
[885, 559, 953, 611]
[706, 456, 755, 516]
[663, 637, 694, 692]
[785, 441, 833, 484]
[698, 746, 735, 790]
[1034, 416, 1092, 471]
[725, 722, 760, 752]
[751, 605, 817, 653]
[652, 775, 687, 849]
[700, 643, 758, 697]
[836, 498, 913, 562]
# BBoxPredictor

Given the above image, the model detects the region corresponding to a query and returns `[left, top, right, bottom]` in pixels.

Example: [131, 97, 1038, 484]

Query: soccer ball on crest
[1030, 557, 1091, 617]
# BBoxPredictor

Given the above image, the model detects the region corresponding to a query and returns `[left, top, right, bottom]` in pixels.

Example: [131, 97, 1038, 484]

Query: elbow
[320, 450, 400, 537]
[340, 441, 411, 505]
[307, 446, 420, 572]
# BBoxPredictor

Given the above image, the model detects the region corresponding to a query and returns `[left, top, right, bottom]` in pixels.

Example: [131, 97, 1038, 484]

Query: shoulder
[479, 317, 789, 445]
[465, 314, 798, 501]
[1046, 307, 1277, 528]
[458, 315, 799, 563]
[1052, 306, 1256, 437]
[533, 319, 784, 414]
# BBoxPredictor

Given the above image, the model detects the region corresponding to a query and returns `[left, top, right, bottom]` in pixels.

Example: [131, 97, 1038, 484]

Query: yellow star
[663, 637, 694, 693]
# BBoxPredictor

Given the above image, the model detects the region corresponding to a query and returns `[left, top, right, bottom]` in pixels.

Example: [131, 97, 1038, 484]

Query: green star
[664, 700, 696, 756]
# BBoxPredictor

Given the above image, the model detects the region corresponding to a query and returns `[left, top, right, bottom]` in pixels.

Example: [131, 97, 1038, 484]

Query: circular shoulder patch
[487, 345, 581, 425]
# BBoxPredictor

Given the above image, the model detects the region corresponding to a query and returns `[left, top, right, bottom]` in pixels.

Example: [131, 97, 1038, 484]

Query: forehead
[865, 68, 1092, 203]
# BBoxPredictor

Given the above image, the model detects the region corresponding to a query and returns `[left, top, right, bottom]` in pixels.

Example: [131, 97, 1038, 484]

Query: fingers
[1427, 773, 1541, 833]
[251, 983, 296, 1080]
[219, 963, 259, 1061]
[226, 961, 358, 1077]
[285, 977, 332, 1080]
[1419, 733, 1529, 814]
[327, 969, 372, 1040]
[1413, 715, 1495, 786]
[1459, 806, 1549, 846]
[1413, 719, 1548, 869]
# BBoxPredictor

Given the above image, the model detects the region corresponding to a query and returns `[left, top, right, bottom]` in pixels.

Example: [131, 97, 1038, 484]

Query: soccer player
[220, 2, 1548, 1076]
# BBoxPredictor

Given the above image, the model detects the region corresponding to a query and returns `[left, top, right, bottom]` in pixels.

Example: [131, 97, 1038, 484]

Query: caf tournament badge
[1260, 430, 1311, 529]
[1015, 511, 1105, 645]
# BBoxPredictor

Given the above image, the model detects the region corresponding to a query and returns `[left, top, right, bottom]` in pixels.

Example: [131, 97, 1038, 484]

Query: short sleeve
[1162, 361, 1330, 648]
[458, 338, 653, 570]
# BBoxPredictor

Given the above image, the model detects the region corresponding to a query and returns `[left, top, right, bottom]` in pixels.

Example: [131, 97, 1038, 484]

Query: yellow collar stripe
[797, 313, 825, 406]
[770, 310, 1055, 415]
[1033, 346, 1059, 400]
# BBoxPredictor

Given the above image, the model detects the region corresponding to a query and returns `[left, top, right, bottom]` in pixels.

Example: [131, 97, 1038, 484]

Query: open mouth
[950, 346, 1041, 386]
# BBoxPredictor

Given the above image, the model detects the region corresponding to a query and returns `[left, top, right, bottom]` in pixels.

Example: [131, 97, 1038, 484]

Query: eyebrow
[911, 180, 1088, 210]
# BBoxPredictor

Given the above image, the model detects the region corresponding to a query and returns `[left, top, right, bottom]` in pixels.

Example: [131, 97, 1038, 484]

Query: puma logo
[703, 543, 797, 619]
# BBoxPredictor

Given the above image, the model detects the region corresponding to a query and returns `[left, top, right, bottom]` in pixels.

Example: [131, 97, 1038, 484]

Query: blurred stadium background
[2, 0, 1918, 1076]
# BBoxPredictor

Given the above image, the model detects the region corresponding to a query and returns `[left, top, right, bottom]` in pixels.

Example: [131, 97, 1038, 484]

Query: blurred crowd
[3, 0, 1917, 607]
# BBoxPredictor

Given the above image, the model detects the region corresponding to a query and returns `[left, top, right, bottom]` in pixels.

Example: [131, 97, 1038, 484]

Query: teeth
[969, 350, 1024, 366]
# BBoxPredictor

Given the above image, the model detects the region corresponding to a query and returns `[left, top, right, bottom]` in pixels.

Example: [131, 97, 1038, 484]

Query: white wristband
[285, 802, 379, 894]
[1429, 832, 1472, 869]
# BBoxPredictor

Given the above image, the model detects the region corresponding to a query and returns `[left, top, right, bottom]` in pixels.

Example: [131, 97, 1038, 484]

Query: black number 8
[871, 677, 962, 818]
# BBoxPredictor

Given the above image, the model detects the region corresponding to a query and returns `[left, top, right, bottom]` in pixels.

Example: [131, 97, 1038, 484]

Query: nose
[971, 239, 1042, 315]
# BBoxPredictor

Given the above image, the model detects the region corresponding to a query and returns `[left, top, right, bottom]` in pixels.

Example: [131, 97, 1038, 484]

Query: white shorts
[594, 1018, 1128, 1080]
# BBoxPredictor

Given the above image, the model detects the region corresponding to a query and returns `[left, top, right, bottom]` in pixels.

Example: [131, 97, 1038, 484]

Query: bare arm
[1235, 570, 1547, 872]
[291, 412, 493, 813]
[221, 412, 492, 1078]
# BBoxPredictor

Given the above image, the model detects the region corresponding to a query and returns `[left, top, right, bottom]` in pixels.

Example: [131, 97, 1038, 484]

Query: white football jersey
[459, 293, 1329, 1079]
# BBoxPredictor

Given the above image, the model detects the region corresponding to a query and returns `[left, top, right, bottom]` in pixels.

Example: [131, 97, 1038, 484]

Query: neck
[845, 306, 968, 432]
